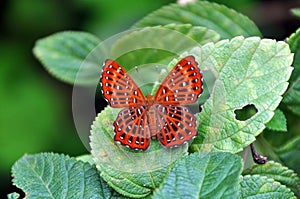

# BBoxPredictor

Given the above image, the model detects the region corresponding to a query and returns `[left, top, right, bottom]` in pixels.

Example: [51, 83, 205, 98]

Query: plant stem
[257, 135, 283, 164]
[250, 143, 267, 164]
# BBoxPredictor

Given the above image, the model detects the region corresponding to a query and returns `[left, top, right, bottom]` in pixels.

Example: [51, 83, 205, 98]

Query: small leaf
[265, 109, 287, 131]
[7, 193, 19, 199]
[33, 31, 101, 85]
[243, 161, 300, 196]
[152, 152, 243, 199]
[189, 36, 293, 153]
[90, 107, 188, 198]
[240, 175, 296, 199]
[283, 28, 300, 115]
[134, 1, 261, 39]
[11, 153, 124, 199]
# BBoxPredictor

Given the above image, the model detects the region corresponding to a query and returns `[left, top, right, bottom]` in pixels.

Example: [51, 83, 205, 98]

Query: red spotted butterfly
[100, 56, 202, 150]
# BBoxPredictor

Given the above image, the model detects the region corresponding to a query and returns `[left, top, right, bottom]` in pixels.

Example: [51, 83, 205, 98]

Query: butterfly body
[101, 56, 203, 150]
[145, 95, 159, 139]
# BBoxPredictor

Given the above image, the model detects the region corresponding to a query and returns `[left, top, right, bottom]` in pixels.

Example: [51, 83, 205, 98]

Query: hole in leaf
[234, 104, 258, 121]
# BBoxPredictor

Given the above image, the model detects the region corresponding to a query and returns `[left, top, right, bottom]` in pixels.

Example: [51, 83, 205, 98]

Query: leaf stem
[250, 143, 267, 164]
[257, 135, 283, 164]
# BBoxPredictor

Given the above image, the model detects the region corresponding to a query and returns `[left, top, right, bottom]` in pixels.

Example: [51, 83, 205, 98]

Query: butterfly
[100, 56, 203, 150]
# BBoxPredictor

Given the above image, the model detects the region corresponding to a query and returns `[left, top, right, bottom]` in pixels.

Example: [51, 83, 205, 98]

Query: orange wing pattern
[154, 104, 197, 148]
[154, 56, 202, 105]
[100, 59, 145, 108]
[113, 106, 151, 150]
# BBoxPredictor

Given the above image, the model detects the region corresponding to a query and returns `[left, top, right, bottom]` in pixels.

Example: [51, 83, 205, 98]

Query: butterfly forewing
[154, 104, 197, 147]
[113, 106, 151, 150]
[101, 59, 146, 108]
[154, 56, 202, 105]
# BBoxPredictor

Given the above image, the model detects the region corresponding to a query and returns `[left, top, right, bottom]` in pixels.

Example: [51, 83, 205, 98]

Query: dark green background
[0, 0, 298, 196]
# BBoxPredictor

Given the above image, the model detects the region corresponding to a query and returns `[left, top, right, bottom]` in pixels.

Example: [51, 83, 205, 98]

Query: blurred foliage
[1, 0, 300, 197]
[73, 0, 174, 38]
[0, 1, 84, 197]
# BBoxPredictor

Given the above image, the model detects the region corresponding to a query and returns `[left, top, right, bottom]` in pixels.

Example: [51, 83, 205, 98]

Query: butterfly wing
[154, 56, 202, 105]
[154, 104, 197, 148]
[101, 59, 146, 108]
[101, 60, 150, 150]
[114, 106, 151, 150]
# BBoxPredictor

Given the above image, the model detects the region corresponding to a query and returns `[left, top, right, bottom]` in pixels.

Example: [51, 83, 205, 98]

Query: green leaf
[153, 152, 242, 199]
[276, 136, 300, 175]
[76, 154, 95, 165]
[33, 31, 101, 85]
[283, 28, 300, 115]
[163, 24, 221, 44]
[189, 36, 293, 153]
[11, 153, 125, 199]
[112, 24, 220, 68]
[243, 161, 300, 196]
[240, 175, 296, 198]
[7, 193, 19, 199]
[134, 1, 261, 39]
[291, 8, 300, 18]
[90, 107, 188, 198]
[265, 109, 287, 131]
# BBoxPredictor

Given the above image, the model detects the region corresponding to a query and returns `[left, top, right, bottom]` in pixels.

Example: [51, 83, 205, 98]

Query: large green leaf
[189, 36, 293, 153]
[134, 1, 261, 39]
[11, 153, 124, 198]
[90, 107, 188, 198]
[243, 161, 300, 196]
[33, 31, 101, 85]
[240, 175, 296, 198]
[112, 24, 220, 68]
[283, 28, 300, 115]
[152, 152, 242, 199]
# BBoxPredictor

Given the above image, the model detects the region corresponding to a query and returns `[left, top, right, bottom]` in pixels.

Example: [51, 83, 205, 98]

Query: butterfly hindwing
[101, 59, 146, 108]
[154, 104, 197, 148]
[113, 106, 151, 150]
[154, 56, 202, 105]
